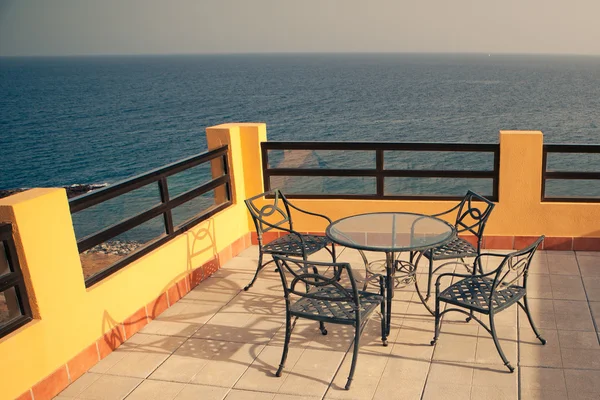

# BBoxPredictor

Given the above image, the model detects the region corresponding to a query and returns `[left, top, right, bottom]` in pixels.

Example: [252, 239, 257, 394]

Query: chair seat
[263, 233, 332, 257]
[423, 237, 477, 260]
[439, 276, 525, 314]
[290, 286, 383, 324]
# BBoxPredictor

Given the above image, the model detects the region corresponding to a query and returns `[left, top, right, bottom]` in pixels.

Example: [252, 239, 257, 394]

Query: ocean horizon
[1, 52, 599, 190]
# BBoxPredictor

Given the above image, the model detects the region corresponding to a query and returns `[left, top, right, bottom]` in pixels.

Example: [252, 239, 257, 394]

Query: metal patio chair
[420, 190, 495, 300]
[244, 189, 336, 291]
[430, 236, 546, 372]
[272, 255, 386, 390]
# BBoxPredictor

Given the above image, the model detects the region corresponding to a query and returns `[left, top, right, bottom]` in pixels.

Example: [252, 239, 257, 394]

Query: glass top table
[326, 212, 456, 337]
[326, 212, 455, 253]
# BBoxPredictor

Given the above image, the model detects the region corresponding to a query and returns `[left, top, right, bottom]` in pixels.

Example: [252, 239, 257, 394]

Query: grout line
[573, 252, 600, 346]
[517, 302, 522, 400]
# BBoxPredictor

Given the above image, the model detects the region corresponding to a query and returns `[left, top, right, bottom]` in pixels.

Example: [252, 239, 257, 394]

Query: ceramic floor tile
[519, 329, 562, 367]
[56, 372, 102, 398]
[564, 369, 600, 396]
[156, 299, 223, 324]
[224, 389, 275, 400]
[139, 319, 202, 337]
[372, 377, 425, 399]
[234, 345, 304, 393]
[125, 380, 185, 400]
[520, 389, 568, 400]
[583, 276, 600, 301]
[172, 384, 229, 400]
[553, 300, 595, 331]
[547, 254, 580, 275]
[469, 385, 516, 400]
[422, 382, 471, 400]
[561, 348, 600, 369]
[557, 330, 600, 349]
[576, 255, 600, 277]
[76, 375, 142, 400]
[471, 364, 517, 388]
[427, 362, 474, 385]
[526, 275, 554, 299]
[520, 366, 566, 392]
[549, 275, 587, 301]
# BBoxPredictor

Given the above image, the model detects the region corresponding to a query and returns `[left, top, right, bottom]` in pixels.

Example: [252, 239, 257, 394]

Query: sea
[1, 54, 599, 243]
[1, 53, 599, 190]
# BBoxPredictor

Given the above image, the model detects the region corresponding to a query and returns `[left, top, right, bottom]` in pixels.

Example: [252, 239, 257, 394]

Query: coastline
[0, 183, 107, 200]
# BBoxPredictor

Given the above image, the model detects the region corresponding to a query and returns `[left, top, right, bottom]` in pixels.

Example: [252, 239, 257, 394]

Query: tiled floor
[55, 246, 600, 400]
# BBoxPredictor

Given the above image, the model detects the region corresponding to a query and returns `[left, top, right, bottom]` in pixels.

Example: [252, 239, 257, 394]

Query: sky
[1, 0, 600, 56]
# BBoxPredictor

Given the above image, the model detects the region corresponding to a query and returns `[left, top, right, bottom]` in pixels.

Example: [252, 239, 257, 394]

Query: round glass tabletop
[326, 212, 456, 252]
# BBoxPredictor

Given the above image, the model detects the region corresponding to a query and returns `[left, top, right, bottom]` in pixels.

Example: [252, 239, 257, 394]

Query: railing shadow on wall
[99, 214, 222, 347]
[69, 145, 232, 287]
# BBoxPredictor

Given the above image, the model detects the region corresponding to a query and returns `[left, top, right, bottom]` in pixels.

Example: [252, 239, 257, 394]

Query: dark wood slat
[544, 172, 600, 180]
[263, 141, 499, 152]
[265, 169, 494, 179]
[543, 196, 600, 203]
[266, 168, 377, 177]
[70, 146, 228, 212]
[0, 274, 20, 292]
[281, 193, 491, 201]
[544, 144, 600, 153]
[0, 316, 32, 339]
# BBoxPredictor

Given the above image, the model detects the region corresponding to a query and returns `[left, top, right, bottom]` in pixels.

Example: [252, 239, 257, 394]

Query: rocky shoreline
[0, 183, 108, 199]
[83, 240, 142, 256]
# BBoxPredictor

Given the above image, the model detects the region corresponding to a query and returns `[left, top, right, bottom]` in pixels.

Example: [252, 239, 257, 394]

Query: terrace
[1, 123, 600, 400]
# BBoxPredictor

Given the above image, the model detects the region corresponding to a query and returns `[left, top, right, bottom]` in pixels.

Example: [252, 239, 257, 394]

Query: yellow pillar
[493, 131, 545, 235]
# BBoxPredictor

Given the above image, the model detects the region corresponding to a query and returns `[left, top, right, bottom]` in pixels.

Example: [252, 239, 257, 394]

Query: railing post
[376, 149, 384, 197]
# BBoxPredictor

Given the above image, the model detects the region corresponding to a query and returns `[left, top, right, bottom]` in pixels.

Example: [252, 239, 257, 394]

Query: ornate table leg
[412, 250, 435, 316]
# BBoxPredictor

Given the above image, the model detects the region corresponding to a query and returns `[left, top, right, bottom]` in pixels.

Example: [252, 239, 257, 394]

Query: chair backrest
[454, 190, 495, 240]
[491, 236, 544, 292]
[272, 255, 360, 312]
[245, 189, 293, 241]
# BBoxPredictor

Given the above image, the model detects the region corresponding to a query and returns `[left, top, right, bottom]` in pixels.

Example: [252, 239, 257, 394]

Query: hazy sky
[1, 0, 599, 56]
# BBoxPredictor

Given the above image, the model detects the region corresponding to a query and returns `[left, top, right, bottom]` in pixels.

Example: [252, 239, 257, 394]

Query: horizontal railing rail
[0, 223, 33, 338]
[69, 145, 232, 287]
[542, 144, 600, 202]
[262, 141, 499, 201]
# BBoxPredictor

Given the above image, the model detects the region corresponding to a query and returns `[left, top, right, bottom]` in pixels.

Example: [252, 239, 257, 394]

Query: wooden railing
[0, 223, 32, 338]
[262, 141, 500, 201]
[542, 144, 600, 202]
[69, 145, 232, 286]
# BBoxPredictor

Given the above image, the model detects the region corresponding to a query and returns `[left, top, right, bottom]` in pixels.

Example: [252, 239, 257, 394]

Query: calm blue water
[2, 53, 600, 191]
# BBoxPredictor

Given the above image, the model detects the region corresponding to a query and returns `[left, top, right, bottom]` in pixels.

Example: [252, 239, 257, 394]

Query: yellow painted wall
[0, 124, 259, 400]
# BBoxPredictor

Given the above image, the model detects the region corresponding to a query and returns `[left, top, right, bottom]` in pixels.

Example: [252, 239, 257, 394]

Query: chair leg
[319, 321, 328, 335]
[430, 296, 441, 345]
[276, 311, 292, 377]
[244, 251, 264, 291]
[345, 325, 361, 390]
[331, 243, 337, 262]
[520, 296, 546, 345]
[489, 313, 515, 372]
[380, 279, 388, 346]
[425, 257, 434, 301]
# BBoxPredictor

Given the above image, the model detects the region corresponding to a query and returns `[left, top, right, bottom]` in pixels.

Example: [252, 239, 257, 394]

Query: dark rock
[0, 183, 108, 199]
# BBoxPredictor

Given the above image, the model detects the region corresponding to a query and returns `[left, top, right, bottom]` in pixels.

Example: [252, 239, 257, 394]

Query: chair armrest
[286, 201, 333, 224]
[430, 202, 461, 218]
